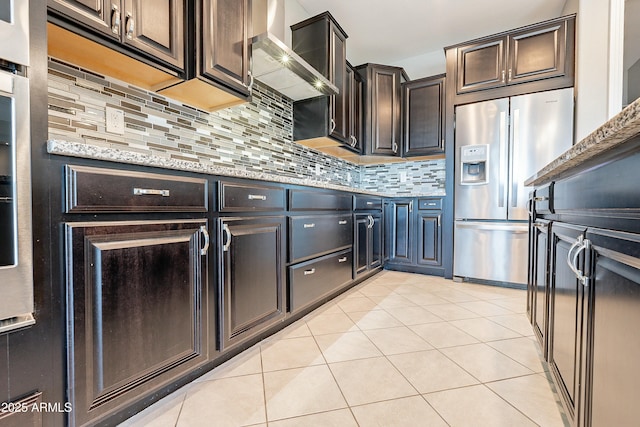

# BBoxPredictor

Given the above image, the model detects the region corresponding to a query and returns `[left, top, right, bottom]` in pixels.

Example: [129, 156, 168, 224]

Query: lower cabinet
[65, 219, 210, 426]
[385, 197, 445, 275]
[218, 216, 285, 350]
[288, 249, 353, 313]
[354, 213, 382, 277]
[530, 219, 551, 357]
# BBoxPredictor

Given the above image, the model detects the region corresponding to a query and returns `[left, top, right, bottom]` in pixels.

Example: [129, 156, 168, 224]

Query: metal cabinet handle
[534, 196, 548, 202]
[409, 201, 413, 213]
[248, 194, 267, 201]
[367, 215, 374, 229]
[392, 141, 398, 153]
[566, 235, 590, 286]
[133, 188, 170, 197]
[303, 223, 315, 228]
[508, 68, 513, 82]
[247, 70, 254, 90]
[222, 223, 232, 252]
[125, 13, 135, 39]
[533, 222, 548, 231]
[111, 4, 121, 34]
[338, 257, 348, 263]
[338, 220, 348, 225]
[304, 268, 316, 275]
[199, 225, 210, 256]
[350, 136, 357, 147]
[366, 201, 374, 205]
[330, 119, 336, 133]
[501, 70, 506, 83]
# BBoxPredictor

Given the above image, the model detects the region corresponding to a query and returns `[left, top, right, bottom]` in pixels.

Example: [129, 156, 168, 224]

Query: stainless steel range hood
[251, 32, 338, 101]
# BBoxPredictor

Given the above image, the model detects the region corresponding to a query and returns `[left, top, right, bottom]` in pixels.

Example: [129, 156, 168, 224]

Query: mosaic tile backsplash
[47, 58, 445, 194]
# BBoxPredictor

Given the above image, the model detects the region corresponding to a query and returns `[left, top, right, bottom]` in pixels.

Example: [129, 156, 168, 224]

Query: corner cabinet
[357, 64, 405, 156]
[354, 196, 383, 278]
[450, 15, 575, 99]
[402, 74, 445, 156]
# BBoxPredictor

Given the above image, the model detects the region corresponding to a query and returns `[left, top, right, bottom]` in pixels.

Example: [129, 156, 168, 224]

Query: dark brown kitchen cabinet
[402, 74, 445, 156]
[357, 63, 405, 156]
[386, 199, 414, 264]
[417, 211, 442, 267]
[345, 63, 363, 152]
[530, 219, 550, 358]
[548, 222, 587, 425]
[65, 219, 210, 427]
[48, 0, 185, 70]
[454, 15, 574, 95]
[291, 12, 348, 144]
[354, 213, 382, 277]
[218, 216, 285, 350]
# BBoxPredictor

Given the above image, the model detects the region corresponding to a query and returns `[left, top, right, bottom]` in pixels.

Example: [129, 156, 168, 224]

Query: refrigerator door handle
[510, 108, 519, 207]
[498, 111, 508, 208]
[455, 221, 528, 233]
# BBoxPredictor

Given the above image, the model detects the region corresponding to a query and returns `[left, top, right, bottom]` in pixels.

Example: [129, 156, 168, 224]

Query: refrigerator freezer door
[455, 98, 509, 220]
[453, 221, 529, 285]
[508, 88, 574, 220]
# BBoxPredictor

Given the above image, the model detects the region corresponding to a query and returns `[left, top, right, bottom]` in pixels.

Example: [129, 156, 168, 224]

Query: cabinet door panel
[123, 0, 184, 69]
[48, 0, 116, 39]
[508, 21, 567, 85]
[354, 215, 369, 276]
[532, 221, 550, 357]
[372, 69, 400, 154]
[403, 78, 444, 156]
[457, 38, 505, 94]
[388, 200, 413, 264]
[418, 212, 441, 266]
[65, 220, 208, 426]
[330, 27, 348, 143]
[202, 0, 250, 93]
[220, 217, 284, 350]
[587, 229, 640, 427]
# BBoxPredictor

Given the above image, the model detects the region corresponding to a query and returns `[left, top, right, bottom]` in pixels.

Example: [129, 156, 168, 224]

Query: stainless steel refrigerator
[453, 88, 574, 285]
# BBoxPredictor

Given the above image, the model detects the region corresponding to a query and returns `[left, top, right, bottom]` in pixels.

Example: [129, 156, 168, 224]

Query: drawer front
[219, 181, 285, 212]
[289, 214, 353, 262]
[418, 198, 443, 210]
[534, 184, 553, 214]
[354, 195, 383, 210]
[65, 165, 208, 213]
[289, 189, 352, 211]
[289, 249, 353, 312]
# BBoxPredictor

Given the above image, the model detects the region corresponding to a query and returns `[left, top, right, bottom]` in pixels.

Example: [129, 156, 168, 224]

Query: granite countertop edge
[525, 97, 640, 186]
[46, 140, 446, 198]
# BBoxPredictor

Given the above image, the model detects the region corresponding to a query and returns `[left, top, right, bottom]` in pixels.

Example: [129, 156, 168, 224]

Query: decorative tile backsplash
[47, 58, 445, 194]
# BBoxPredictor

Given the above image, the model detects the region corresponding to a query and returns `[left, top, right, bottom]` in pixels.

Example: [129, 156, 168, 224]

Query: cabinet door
[219, 217, 285, 350]
[403, 76, 445, 156]
[387, 200, 414, 264]
[345, 65, 362, 152]
[65, 220, 209, 426]
[548, 222, 586, 424]
[329, 23, 348, 143]
[531, 220, 550, 358]
[370, 66, 402, 155]
[507, 20, 567, 85]
[585, 228, 640, 427]
[354, 214, 369, 276]
[417, 211, 441, 266]
[201, 0, 250, 95]
[123, 0, 185, 69]
[456, 37, 506, 94]
[48, 0, 117, 40]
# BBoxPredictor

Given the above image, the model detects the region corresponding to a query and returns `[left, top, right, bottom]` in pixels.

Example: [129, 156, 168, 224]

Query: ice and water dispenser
[460, 145, 488, 185]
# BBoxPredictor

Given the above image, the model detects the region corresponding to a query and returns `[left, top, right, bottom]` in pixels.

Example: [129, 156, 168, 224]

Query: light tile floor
[120, 271, 568, 427]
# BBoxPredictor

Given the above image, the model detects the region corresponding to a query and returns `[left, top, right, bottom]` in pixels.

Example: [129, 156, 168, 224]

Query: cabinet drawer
[219, 181, 285, 212]
[354, 195, 383, 210]
[289, 189, 352, 211]
[534, 184, 553, 214]
[418, 198, 443, 210]
[289, 214, 352, 262]
[65, 165, 208, 213]
[289, 249, 353, 313]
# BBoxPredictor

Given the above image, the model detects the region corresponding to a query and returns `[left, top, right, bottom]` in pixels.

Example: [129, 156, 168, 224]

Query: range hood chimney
[250, 0, 338, 100]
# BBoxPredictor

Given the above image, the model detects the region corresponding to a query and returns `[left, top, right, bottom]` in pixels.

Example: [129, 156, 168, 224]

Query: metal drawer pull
[222, 224, 232, 252]
[303, 223, 315, 228]
[133, 188, 170, 197]
[111, 4, 121, 34]
[366, 201, 374, 205]
[567, 235, 590, 286]
[199, 226, 210, 256]
[338, 220, 348, 225]
[338, 257, 348, 263]
[125, 13, 135, 39]
[248, 194, 267, 201]
[304, 268, 316, 275]
[534, 196, 549, 202]
[427, 202, 437, 206]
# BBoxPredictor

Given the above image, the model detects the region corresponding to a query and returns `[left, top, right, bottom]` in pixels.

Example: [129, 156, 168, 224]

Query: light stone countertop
[47, 140, 446, 198]
[525, 97, 640, 186]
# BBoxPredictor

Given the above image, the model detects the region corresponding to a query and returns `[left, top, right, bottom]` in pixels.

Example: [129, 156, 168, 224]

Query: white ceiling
[293, 0, 570, 79]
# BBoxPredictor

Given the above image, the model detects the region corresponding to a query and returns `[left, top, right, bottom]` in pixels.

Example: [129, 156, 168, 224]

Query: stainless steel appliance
[0, 0, 33, 333]
[454, 88, 574, 285]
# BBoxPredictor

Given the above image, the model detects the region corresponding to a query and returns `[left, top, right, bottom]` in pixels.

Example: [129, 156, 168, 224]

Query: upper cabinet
[346, 63, 363, 152]
[291, 12, 350, 146]
[48, 0, 251, 112]
[451, 15, 575, 98]
[357, 63, 405, 156]
[402, 74, 445, 156]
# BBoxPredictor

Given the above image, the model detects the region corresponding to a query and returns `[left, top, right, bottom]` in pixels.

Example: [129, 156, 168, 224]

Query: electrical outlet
[106, 107, 125, 135]
[399, 171, 407, 183]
